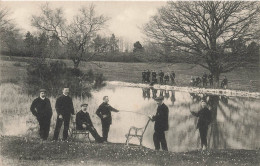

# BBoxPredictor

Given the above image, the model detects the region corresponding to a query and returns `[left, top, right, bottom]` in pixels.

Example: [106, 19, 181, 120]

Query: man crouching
[76, 104, 103, 143]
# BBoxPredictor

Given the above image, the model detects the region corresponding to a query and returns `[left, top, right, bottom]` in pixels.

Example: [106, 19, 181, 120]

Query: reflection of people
[96, 96, 119, 142]
[150, 96, 169, 151]
[30, 89, 52, 141]
[76, 104, 103, 143]
[53, 87, 75, 141]
[190, 100, 212, 150]
[170, 90, 176, 105]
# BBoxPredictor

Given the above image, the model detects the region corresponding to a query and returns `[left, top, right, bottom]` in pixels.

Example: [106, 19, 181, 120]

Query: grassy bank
[0, 136, 259, 166]
[0, 55, 259, 92]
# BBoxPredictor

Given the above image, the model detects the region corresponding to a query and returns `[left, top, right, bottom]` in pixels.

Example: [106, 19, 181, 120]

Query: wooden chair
[70, 117, 91, 142]
[125, 119, 151, 146]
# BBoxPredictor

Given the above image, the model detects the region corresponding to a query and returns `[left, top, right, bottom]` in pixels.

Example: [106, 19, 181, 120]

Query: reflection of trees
[166, 92, 259, 150]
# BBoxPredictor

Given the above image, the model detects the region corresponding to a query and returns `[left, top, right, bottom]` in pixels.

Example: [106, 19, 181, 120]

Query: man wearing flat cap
[150, 96, 169, 151]
[30, 89, 53, 141]
[76, 104, 103, 143]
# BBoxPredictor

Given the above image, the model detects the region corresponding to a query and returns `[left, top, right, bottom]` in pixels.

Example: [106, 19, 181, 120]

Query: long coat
[96, 102, 119, 125]
[30, 97, 52, 119]
[191, 107, 212, 129]
[152, 103, 169, 132]
[76, 110, 93, 130]
[55, 95, 74, 117]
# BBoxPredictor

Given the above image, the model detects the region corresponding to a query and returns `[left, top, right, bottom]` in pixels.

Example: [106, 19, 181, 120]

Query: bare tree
[144, 1, 260, 84]
[32, 3, 109, 68]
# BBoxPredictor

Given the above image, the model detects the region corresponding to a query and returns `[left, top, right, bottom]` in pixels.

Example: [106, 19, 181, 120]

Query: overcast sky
[1, 1, 167, 43]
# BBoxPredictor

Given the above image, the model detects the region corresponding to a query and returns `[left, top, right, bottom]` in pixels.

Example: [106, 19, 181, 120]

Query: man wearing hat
[76, 104, 103, 143]
[30, 89, 53, 141]
[150, 96, 169, 151]
[53, 87, 75, 141]
[190, 99, 212, 150]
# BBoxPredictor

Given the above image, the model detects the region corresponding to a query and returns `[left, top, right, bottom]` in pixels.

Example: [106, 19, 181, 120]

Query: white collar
[40, 96, 46, 100]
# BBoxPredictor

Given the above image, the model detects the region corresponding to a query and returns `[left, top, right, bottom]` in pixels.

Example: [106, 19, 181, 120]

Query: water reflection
[0, 85, 259, 152]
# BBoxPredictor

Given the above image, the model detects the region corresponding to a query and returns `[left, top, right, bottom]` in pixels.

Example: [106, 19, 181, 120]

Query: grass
[0, 55, 259, 92]
[0, 136, 259, 166]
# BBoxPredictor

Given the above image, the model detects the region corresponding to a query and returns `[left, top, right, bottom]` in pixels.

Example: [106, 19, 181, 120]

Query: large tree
[144, 1, 260, 84]
[32, 3, 109, 68]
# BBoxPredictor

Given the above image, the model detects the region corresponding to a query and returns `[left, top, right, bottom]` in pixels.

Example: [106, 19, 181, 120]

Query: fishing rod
[119, 110, 151, 117]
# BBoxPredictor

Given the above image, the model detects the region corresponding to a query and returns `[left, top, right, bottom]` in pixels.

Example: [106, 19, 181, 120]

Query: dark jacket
[30, 97, 52, 119]
[191, 107, 212, 129]
[55, 95, 74, 117]
[96, 102, 119, 124]
[76, 110, 93, 130]
[152, 103, 169, 132]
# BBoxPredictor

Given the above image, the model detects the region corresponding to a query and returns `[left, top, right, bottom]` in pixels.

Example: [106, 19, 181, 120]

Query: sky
[1, 1, 167, 43]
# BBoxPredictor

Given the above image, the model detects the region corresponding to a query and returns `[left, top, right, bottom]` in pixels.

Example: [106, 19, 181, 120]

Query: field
[0, 55, 260, 166]
[0, 55, 259, 92]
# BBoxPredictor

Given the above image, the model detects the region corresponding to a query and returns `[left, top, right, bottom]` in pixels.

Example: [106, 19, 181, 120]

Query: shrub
[25, 59, 105, 98]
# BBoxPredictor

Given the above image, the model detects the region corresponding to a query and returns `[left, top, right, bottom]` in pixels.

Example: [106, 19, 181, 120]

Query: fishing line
[119, 110, 150, 117]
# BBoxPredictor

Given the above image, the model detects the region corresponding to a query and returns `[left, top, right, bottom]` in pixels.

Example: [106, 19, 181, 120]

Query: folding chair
[70, 116, 91, 142]
[125, 119, 151, 146]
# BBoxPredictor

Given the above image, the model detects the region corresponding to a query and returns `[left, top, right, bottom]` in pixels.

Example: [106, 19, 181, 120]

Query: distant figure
[150, 96, 169, 151]
[96, 96, 119, 142]
[151, 70, 157, 84]
[221, 76, 228, 89]
[76, 104, 103, 143]
[159, 70, 164, 84]
[190, 76, 195, 86]
[202, 72, 208, 87]
[170, 71, 175, 85]
[195, 77, 202, 86]
[164, 73, 170, 85]
[53, 87, 75, 141]
[208, 73, 213, 86]
[146, 70, 151, 83]
[142, 70, 146, 83]
[190, 100, 212, 150]
[30, 89, 52, 141]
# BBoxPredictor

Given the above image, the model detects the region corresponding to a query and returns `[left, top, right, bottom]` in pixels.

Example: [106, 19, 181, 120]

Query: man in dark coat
[53, 87, 75, 141]
[30, 89, 52, 141]
[96, 96, 119, 142]
[150, 96, 169, 151]
[221, 76, 228, 89]
[76, 104, 103, 143]
[202, 72, 208, 87]
[158, 70, 164, 84]
[208, 73, 213, 86]
[146, 70, 151, 83]
[142, 70, 146, 83]
[170, 71, 175, 85]
[190, 100, 212, 150]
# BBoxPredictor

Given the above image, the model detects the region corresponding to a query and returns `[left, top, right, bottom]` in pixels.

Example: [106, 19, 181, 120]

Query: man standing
[30, 89, 52, 141]
[159, 70, 164, 84]
[150, 96, 169, 151]
[190, 100, 212, 150]
[202, 72, 208, 87]
[142, 70, 147, 83]
[53, 87, 75, 141]
[76, 104, 103, 143]
[96, 96, 119, 142]
[170, 71, 175, 85]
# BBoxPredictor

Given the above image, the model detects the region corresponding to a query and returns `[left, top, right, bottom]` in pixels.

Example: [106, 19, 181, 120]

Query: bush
[25, 59, 105, 98]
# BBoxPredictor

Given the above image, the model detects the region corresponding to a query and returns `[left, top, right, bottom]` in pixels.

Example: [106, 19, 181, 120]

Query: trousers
[37, 116, 51, 140]
[199, 126, 208, 148]
[153, 131, 168, 151]
[53, 115, 70, 140]
[101, 121, 110, 141]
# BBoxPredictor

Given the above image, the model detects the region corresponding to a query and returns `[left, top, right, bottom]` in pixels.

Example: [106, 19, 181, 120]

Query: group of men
[30, 87, 170, 151]
[30, 88, 120, 143]
[190, 72, 228, 89]
[142, 70, 176, 85]
[190, 72, 214, 87]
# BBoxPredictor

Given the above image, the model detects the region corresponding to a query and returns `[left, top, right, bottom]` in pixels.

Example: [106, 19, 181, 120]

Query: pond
[0, 84, 259, 152]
